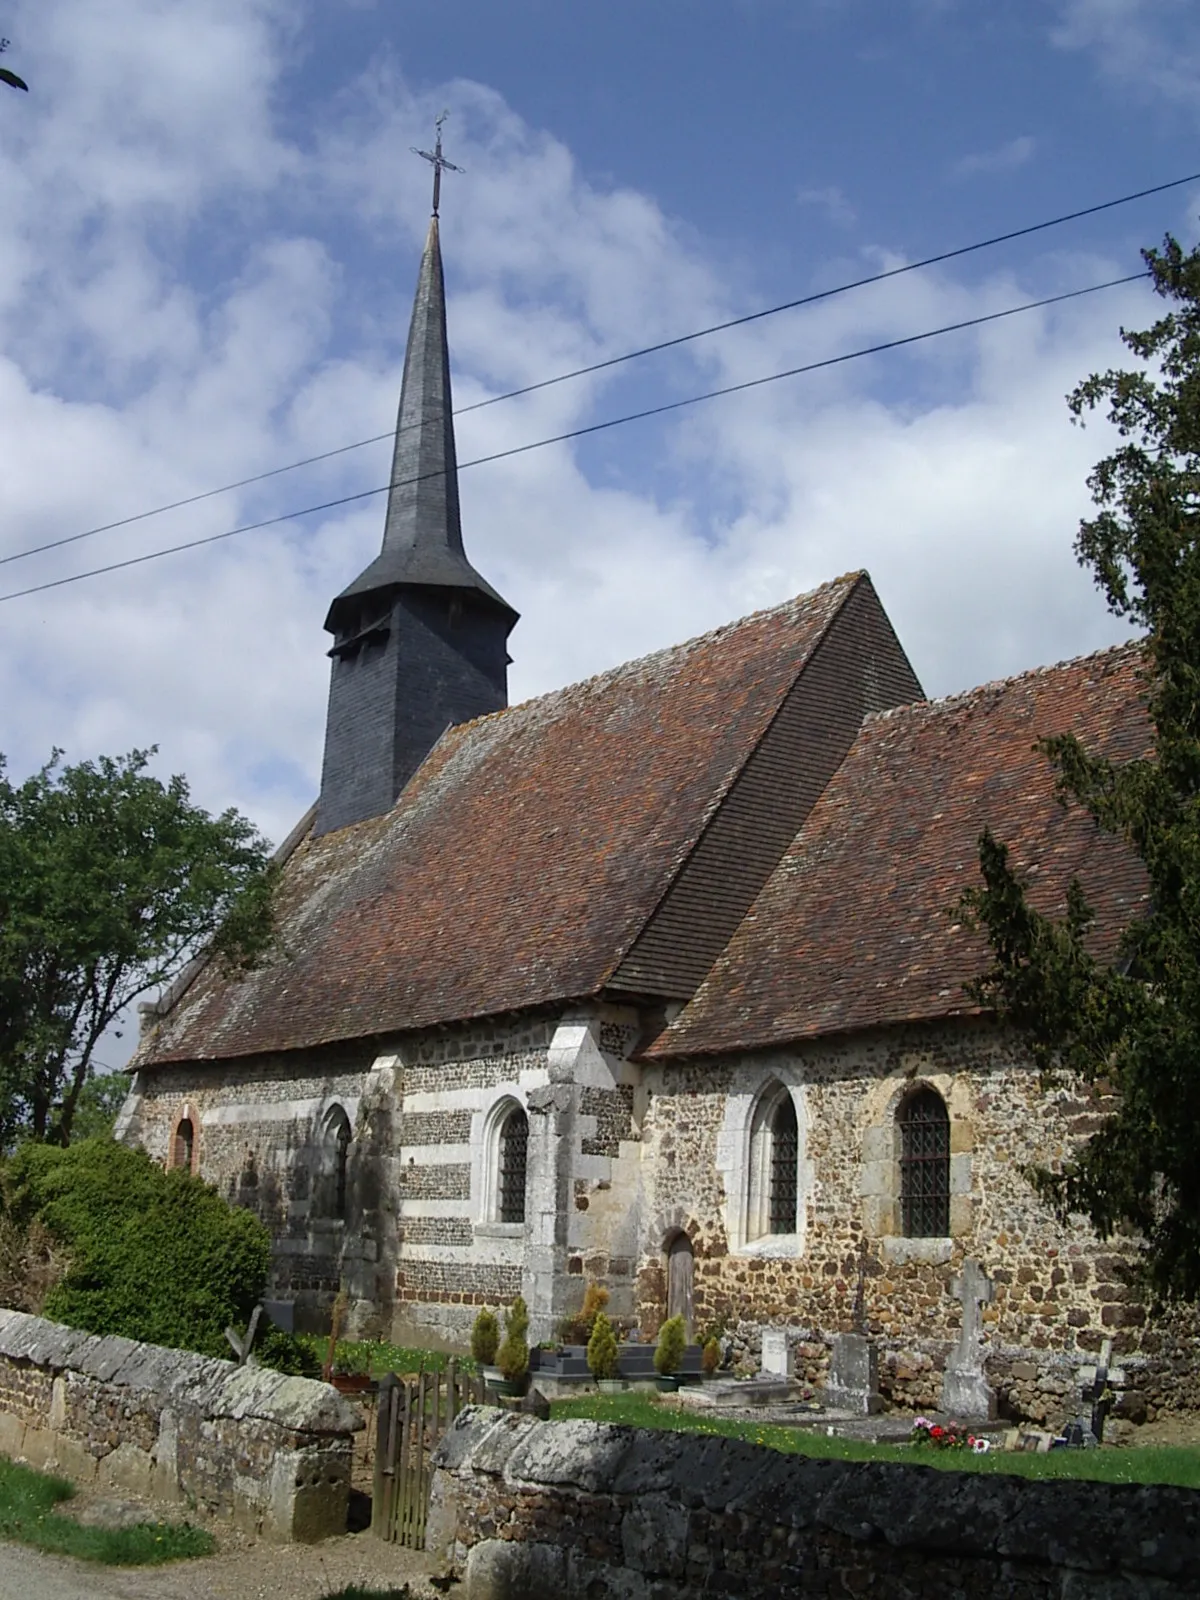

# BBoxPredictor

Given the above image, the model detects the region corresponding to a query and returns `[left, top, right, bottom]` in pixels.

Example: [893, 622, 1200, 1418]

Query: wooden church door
[667, 1233, 694, 1335]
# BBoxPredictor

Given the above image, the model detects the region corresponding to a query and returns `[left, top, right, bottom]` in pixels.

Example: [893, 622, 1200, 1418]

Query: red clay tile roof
[650, 642, 1151, 1059]
[141, 574, 865, 1063]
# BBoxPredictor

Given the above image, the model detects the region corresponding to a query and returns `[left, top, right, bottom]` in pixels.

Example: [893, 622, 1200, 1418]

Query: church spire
[325, 200, 513, 628]
[316, 122, 518, 837]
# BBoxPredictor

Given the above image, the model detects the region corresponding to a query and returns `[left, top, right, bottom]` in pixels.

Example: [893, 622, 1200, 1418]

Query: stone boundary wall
[0, 1309, 362, 1541]
[428, 1409, 1200, 1599]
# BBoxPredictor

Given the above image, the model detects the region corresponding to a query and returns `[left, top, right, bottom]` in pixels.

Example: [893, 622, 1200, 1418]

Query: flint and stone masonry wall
[0, 1309, 361, 1541]
[636, 1016, 1199, 1428]
[428, 1409, 1200, 1600]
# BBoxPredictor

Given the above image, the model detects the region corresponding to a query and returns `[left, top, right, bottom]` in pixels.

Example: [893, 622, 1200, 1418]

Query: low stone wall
[429, 1409, 1200, 1599]
[0, 1309, 362, 1541]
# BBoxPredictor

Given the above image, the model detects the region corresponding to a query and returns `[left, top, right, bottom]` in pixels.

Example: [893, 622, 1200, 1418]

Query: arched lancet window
[322, 1105, 352, 1221]
[898, 1086, 950, 1237]
[747, 1084, 799, 1240]
[494, 1104, 529, 1225]
[172, 1117, 194, 1173]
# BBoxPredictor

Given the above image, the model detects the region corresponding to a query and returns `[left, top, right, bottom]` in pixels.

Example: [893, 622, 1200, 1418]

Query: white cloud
[796, 185, 857, 227]
[0, 0, 1154, 890]
[1053, 0, 1200, 110]
[952, 136, 1037, 180]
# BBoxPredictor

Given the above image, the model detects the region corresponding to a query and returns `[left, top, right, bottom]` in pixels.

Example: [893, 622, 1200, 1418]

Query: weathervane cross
[412, 110, 463, 217]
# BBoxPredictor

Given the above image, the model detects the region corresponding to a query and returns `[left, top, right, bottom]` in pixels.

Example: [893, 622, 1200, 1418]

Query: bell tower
[316, 127, 518, 836]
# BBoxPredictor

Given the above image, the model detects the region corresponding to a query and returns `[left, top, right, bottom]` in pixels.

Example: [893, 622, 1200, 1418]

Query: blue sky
[0, 0, 1199, 849]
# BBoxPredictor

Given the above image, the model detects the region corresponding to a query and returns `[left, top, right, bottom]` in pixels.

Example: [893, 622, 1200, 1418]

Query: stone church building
[122, 207, 1187, 1421]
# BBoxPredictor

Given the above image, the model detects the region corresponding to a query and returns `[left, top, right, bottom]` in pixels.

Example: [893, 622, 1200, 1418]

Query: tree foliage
[0, 749, 276, 1147]
[2, 1139, 270, 1357]
[963, 236, 1200, 1300]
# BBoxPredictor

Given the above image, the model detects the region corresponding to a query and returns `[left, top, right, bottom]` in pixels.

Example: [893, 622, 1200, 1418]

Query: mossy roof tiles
[650, 640, 1151, 1058]
[142, 574, 862, 1063]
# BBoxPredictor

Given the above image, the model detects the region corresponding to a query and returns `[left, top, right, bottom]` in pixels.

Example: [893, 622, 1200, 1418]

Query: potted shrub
[701, 1335, 722, 1378]
[496, 1295, 530, 1395]
[586, 1311, 622, 1393]
[471, 1307, 502, 1388]
[654, 1315, 687, 1392]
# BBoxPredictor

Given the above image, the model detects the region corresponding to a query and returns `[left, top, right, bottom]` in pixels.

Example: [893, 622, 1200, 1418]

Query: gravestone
[822, 1333, 883, 1415]
[941, 1259, 996, 1420]
[759, 1328, 793, 1379]
[1077, 1336, 1126, 1444]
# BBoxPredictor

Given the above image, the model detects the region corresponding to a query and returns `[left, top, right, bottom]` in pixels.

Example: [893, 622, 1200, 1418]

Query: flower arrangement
[911, 1417, 990, 1453]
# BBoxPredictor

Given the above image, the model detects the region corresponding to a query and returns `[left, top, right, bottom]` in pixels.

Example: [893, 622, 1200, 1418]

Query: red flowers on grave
[910, 1417, 988, 1452]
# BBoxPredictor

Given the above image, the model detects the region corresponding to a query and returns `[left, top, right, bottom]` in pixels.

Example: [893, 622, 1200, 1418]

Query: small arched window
[322, 1105, 352, 1220]
[172, 1117, 194, 1173]
[898, 1086, 950, 1237]
[495, 1105, 529, 1225]
[747, 1085, 799, 1240]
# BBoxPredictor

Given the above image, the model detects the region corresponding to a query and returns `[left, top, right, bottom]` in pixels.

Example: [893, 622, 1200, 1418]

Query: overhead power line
[0, 270, 1147, 607]
[2, 167, 1195, 574]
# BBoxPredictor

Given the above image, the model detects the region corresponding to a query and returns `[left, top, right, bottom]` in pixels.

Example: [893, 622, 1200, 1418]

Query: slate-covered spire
[316, 194, 518, 837]
[325, 217, 515, 629]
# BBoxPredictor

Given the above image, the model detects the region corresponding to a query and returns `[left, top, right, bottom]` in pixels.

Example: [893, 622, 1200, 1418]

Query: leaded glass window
[899, 1087, 950, 1237]
[768, 1095, 799, 1234]
[497, 1107, 528, 1225]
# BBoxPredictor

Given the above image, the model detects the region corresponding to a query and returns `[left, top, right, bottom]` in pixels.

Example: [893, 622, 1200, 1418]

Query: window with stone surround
[496, 1105, 528, 1225]
[168, 1105, 198, 1173]
[747, 1083, 800, 1240]
[898, 1086, 950, 1237]
[319, 1104, 352, 1220]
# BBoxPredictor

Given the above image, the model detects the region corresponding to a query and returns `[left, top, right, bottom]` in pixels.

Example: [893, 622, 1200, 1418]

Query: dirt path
[0, 1532, 438, 1600]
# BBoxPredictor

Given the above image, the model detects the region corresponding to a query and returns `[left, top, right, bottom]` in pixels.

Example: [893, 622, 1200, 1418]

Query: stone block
[265, 1444, 351, 1543]
[76, 1333, 142, 1384]
[621, 1492, 689, 1578]
[98, 1442, 155, 1498]
[466, 1538, 566, 1600]
[506, 1416, 629, 1493]
[0, 1411, 26, 1458]
[941, 1366, 997, 1421]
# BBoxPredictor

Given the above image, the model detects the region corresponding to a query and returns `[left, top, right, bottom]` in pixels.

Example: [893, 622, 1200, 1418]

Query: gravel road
[0, 1533, 437, 1600]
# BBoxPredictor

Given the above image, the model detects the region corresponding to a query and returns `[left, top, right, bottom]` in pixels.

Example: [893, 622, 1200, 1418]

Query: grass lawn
[0, 1455, 215, 1564]
[550, 1391, 1200, 1489]
[295, 1333, 476, 1380]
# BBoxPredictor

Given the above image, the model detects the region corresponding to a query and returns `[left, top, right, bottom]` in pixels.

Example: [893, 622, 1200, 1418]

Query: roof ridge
[439, 571, 867, 742]
[866, 635, 1144, 726]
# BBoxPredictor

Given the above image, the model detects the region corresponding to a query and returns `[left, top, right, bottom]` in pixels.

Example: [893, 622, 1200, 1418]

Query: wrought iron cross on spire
[412, 110, 463, 217]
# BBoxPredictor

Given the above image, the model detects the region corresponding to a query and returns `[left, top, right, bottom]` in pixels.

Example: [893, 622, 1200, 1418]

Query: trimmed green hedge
[3, 1138, 270, 1359]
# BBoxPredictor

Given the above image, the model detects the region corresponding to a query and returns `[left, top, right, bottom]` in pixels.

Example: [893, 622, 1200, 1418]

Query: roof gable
[142, 573, 870, 1063]
[651, 642, 1151, 1059]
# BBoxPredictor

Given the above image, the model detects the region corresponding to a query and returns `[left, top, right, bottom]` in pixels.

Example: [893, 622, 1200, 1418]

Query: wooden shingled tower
[316, 191, 518, 836]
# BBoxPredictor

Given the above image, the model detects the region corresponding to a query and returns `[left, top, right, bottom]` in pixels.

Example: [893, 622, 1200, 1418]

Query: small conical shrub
[498, 1294, 530, 1384]
[470, 1307, 500, 1366]
[654, 1314, 687, 1377]
[586, 1311, 619, 1380]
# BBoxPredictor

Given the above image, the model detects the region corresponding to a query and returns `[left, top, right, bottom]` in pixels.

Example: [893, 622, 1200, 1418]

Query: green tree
[0, 37, 27, 92]
[69, 1072, 130, 1142]
[963, 236, 1200, 1301]
[0, 749, 275, 1147]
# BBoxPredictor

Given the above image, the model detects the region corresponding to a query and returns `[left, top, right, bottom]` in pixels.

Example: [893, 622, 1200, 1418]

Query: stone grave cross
[1077, 1336, 1126, 1443]
[225, 1304, 263, 1367]
[940, 1259, 996, 1419]
[951, 1259, 993, 1367]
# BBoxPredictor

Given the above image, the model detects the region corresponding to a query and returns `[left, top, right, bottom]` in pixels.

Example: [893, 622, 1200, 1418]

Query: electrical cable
[0, 269, 1147, 606]
[1, 167, 1195, 574]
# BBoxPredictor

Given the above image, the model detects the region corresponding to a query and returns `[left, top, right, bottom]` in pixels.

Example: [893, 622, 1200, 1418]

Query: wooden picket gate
[371, 1364, 488, 1547]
